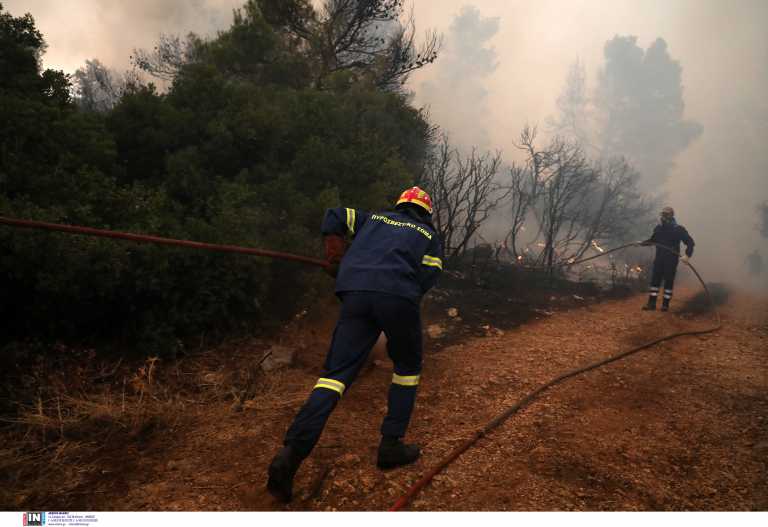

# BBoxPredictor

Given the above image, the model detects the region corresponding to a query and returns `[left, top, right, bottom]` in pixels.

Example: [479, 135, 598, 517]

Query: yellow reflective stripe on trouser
[345, 208, 356, 234]
[392, 373, 420, 387]
[314, 377, 346, 396]
[422, 255, 443, 269]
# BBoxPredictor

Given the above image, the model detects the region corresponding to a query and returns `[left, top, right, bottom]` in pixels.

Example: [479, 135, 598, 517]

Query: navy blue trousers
[649, 256, 679, 302]
[284, 292, 423, 459]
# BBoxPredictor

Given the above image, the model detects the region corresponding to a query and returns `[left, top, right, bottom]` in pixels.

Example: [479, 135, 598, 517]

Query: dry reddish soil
[6, 288, 768, 511]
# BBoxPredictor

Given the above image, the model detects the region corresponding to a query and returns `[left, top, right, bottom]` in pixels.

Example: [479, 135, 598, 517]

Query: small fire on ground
[591, 240, 606, 253]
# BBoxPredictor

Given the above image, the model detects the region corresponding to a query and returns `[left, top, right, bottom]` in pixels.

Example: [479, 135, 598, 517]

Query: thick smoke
[550, 36, 704, 195]
[668, 83, 768, 288]
[414, 5, 500, 150]
[410, 1, 768, 291]
[3, 0, 242, 74]
[596, 36, 702, 192]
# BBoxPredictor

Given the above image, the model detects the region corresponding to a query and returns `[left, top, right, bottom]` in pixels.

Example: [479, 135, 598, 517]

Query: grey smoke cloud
[595, 35, 703, 192]
[411, 1, 768, 288]
[415, 5, 500, 149]
[3, 0, 242, 74]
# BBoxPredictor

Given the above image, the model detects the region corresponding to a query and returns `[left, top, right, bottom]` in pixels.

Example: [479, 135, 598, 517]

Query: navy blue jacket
[321, 207, 443, 302]
[646, 220, 695, 260]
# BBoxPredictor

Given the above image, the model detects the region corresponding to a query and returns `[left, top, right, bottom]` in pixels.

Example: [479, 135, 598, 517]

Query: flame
[591, 240, 606, 253]
[517, 255, 523, 262]
[635, 266, 643, 272]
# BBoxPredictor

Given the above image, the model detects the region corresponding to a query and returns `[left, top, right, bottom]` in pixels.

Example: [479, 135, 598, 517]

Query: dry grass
[0, 334, 285, 510]
[0, 356, 181, 509]
[0, 299, 331, 510]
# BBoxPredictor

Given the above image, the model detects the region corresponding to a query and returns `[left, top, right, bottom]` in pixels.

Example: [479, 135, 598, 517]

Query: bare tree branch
[422, 135, 506, 264]
[131, 33, 203, 81]
[314, 1, 441, 90]
[503, 126, 654, 276]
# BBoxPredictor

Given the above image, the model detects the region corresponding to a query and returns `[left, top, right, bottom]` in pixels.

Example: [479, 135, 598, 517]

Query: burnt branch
[423, 135, 506, 264]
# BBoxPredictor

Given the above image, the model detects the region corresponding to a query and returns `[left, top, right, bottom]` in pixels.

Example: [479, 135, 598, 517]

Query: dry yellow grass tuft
[0, 355, 181, 510]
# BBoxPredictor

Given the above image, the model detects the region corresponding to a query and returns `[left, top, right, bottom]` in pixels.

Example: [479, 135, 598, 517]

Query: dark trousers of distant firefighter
[283, 292, 422, 459]
[648, 256, 679, 308]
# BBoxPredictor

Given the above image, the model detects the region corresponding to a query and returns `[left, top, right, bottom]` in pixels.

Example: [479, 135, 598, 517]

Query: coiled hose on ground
[388, 242, 721, 511]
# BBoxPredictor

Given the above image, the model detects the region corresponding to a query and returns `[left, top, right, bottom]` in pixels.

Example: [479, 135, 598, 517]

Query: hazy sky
[5, 0, 768, 284]
[4, 0, 243, 73]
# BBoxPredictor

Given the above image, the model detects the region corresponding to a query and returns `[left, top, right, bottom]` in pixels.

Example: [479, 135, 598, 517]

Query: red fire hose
[389, 242, 721, 511]
[0, 216, 329, 268]
[0, 217, 721, 510]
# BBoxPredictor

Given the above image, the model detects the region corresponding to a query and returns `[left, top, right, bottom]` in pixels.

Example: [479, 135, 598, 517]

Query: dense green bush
[0, 2, 432, 352]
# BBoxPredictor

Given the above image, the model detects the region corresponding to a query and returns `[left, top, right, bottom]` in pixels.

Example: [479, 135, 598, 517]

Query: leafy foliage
[0, 2, 434, 352]
[132, 1, 440, 92]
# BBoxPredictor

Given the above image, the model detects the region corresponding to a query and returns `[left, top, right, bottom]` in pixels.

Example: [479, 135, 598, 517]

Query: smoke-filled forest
[1, 0, 766, 515]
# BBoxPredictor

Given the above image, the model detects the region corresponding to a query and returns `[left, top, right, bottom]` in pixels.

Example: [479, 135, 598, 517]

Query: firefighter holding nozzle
[638, 206, 695, 312]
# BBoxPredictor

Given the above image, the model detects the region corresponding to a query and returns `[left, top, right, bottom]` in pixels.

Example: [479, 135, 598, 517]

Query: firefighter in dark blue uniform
[267, 187, 443, 503]
[640, 207, 695, 311]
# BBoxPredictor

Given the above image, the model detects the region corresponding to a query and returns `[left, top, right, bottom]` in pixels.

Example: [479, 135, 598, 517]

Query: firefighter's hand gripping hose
[0, 216, 330, 268]
[388, 242, 721, 511]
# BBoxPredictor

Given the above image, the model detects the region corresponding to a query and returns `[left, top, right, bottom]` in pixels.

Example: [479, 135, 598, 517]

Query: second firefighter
[640, 206, 695, 311]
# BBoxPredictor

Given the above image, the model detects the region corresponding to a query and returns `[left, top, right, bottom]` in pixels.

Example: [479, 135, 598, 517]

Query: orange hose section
[0, 216, 329, 268]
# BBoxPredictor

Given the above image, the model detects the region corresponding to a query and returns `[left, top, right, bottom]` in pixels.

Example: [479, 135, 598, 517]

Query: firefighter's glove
[324, 262, 340, 278]
[680, 255, 690, 264]
[323, 234, 348, 278]
[323, 234, 348, 263]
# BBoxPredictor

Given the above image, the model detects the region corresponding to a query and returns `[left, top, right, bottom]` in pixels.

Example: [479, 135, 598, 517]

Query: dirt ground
[4, 285, 767, 511]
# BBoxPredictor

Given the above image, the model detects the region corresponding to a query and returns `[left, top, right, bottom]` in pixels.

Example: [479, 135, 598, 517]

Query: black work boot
[642, 296, 657, 311]
[267, 445, 303, 503]
[377, 436, 420, 470]
[661, 299, 670, 312]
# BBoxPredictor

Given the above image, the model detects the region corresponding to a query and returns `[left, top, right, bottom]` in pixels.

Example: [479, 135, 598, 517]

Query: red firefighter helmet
[396, 186, 433, 215]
